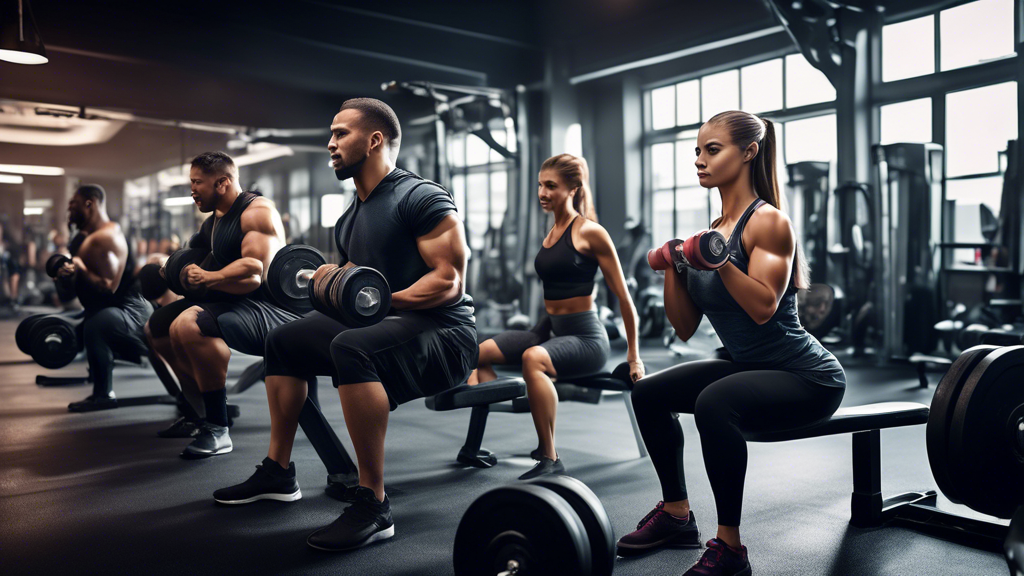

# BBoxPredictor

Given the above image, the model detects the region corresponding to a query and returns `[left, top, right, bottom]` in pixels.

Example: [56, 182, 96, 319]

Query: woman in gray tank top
[615, 111, 846, 576]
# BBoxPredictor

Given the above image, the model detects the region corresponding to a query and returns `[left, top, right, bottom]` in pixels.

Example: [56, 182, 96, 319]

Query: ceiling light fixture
[0, 174, 24, 184]
[0, 0, 48, 65]
[0, 163, 63, 175]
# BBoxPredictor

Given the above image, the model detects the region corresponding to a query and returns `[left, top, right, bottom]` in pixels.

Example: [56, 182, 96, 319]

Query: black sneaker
[306, 486, 395, 552]
[683, 538, 750, 576]
[157, 417, 202, 438]
[518, 456, 565, 480]
[68, 393, 118, 412]
[530, 447, 543, 461]
[214, 457, 301, 504]
[180, 422, 232, 458]
[616, 503, 701, 556]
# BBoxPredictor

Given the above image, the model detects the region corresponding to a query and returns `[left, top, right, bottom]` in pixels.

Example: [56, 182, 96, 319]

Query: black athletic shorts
[265, 310, 478, 410]
[147, 296, 300, 357]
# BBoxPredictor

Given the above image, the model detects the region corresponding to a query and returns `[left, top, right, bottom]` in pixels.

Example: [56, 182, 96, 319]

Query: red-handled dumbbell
[648, 230, 729, 272]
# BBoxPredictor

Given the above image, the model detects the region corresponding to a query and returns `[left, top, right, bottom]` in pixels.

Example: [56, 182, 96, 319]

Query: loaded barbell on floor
[16, 312, 85, 369]
[453, 476, 615, 576]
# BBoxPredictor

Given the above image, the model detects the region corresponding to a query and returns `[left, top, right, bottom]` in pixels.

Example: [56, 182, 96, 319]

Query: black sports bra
[534, 216, 599, 300]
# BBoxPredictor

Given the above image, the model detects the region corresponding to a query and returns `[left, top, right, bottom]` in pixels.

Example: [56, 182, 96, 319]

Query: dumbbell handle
[296, 269, 314, 289]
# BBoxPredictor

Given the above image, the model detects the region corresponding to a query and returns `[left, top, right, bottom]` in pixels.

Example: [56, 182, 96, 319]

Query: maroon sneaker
[683, 538, 751, 576]
[616, 501, 701, 556]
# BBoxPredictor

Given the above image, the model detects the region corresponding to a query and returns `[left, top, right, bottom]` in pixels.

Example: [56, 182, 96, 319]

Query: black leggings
[631, 359, 844, 527]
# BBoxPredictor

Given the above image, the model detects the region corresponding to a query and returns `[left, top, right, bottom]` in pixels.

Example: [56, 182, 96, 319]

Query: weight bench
[908, 354, 952, 388]
[425, 362, 647, 467]
[746, 401, 944, 529]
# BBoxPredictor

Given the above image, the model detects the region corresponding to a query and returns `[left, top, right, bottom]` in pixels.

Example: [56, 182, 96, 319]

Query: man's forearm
[391, 267, 462, 310]
[205, 257, 264, 289]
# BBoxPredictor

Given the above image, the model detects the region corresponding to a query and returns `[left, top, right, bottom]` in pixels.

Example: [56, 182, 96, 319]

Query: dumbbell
[137, 263, 169, 301]
[28, 314, 84, 369]
[648, 230, 729, 273]
[16, 313, 48, 355]
[261, 244, 391, 325]
[45, 253, 71, 278]
[163, 248, 216, 300]
[453, 476, 615, 576]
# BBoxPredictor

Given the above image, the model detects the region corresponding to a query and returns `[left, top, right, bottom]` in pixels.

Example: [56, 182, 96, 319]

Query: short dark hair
[75, 184, 105, 204]
[340, 98, 402, 151]
[191, 151, 238, 179]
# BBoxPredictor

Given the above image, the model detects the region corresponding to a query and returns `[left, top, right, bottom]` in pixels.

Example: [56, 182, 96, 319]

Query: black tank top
[75, 232, 140, 311]
[534, 216, 599, 300]
[686, 199, 845, 388]
[191, 191, 267, 300]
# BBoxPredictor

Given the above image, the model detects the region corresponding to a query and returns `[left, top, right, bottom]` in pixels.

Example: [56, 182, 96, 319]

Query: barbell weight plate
[527, 476, 616, 576]
[45, 253, 70, 278]
[926, 345, 1000, 504]
[163, 248, 203, 297]
[696, 230, 729, 268]
[946, 345, 1024, 518]
[265, 244, 326, 314]
[137, 263, 169, 301]
[453, 484, 591, 576]
[336, 266, 391, 327]
[30, 315, 81, 370]
[16, 313, 47, 355]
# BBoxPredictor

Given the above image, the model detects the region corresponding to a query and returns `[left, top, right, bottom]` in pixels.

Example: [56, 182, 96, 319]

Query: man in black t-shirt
[214, 98, 476, 553]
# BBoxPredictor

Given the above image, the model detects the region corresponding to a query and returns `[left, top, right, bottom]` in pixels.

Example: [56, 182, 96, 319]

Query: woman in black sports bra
[468, 153, 646, 480]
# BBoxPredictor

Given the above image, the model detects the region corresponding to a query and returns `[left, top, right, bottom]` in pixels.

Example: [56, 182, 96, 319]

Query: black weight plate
[528, 476, 616, 576]
[454, 484, 590, 576]
[926, 345, 1000, 503]
[45, 253, 70, 278]
[137, 263, 168, 301]
[164, 248, 209, 298]
[337, 267, 391, 327]
[266, 245, 325, 314]
[947, 345, 1024, 518]
[30, 316, 80, 369]
[16, 313, 47, 355]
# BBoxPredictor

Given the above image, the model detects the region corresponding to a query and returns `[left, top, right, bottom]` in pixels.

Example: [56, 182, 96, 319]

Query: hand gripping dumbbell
[45, 253, 72, 278]
[263, 244, 390, 326]
[648, 230, 729, 273]
[163, 248, 215, 300]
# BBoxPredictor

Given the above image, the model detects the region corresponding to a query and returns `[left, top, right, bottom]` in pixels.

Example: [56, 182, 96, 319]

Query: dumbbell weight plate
[946, 345, 1024, 518]
[925, 344, 999, 504]
[453, 484, 591, 576]
[527, 476, 616, 576]
[45, 253, 70, 278]
[30, 316, 80, 370]
[16, 314, 47, 355]
[334, 267, 391, 327]
[265, 245, 327, 314]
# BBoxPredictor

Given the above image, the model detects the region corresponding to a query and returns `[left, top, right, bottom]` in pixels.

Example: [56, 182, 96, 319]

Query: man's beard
[334, 150, 369, 181]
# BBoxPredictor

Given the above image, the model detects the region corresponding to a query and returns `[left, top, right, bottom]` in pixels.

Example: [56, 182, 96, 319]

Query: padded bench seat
[426, 378, 526, 411]
[747, 400, 932, 528]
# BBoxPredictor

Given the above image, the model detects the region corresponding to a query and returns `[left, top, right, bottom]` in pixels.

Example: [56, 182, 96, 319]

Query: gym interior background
[2, 0, 1023, 574]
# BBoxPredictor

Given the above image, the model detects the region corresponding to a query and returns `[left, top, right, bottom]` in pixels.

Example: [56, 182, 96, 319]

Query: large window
[447, 125, 516, 251]
[645, 54, 836, 244]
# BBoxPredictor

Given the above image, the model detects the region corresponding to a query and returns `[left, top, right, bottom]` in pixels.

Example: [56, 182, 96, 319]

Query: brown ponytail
[706, 110, 809, 290]
[540, 153, 598, 222]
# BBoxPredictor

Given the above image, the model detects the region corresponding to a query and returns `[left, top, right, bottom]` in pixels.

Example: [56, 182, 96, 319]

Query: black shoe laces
[336, 498, 385, 527]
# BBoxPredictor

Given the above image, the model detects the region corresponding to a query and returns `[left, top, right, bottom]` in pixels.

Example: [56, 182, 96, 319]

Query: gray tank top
[686, 199, 845, 388]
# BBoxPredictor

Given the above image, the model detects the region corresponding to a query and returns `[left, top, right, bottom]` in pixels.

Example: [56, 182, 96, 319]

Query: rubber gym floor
[0, 316, 1006, 575]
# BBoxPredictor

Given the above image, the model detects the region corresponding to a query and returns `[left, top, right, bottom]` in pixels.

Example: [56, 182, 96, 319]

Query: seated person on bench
[468, 153, 645, 480]
[145, 151, 299, 458]
[214, 98, 476, 553]
[618, 112, 846, 576]
[57, 185, 154, 412]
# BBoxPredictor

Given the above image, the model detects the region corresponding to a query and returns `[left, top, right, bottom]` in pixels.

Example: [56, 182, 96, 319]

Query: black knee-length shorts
[265, 310, 478, 410]
[147, 296, 300, 357]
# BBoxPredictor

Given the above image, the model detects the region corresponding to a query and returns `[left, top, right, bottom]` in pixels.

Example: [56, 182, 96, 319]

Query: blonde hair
[540, 153, 597, 222]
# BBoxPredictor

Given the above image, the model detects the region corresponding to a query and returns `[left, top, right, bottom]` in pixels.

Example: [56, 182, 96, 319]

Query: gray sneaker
[518, 456, 565, 480]
[180, 422, 232, 459]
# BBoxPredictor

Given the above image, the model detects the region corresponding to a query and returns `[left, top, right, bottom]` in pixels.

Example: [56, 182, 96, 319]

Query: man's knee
[169, 308, 203, 343]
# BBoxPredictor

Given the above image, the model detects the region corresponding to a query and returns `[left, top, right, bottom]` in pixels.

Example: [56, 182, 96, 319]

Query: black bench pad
[562, 362, 632, 391]
[426, 378, 526, 411]
[745, 402, 929, 443]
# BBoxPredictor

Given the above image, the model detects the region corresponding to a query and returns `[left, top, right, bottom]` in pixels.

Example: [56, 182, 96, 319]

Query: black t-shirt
[334, 168, 473, 327]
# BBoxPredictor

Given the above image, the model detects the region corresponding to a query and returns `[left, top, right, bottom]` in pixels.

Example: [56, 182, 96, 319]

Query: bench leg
[457, 405, 498, 468]
[851, 430, 883, 527]
[297, 397, 358, 488]
[622, 391, 648, 459]
[916, 362, 930, 388]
